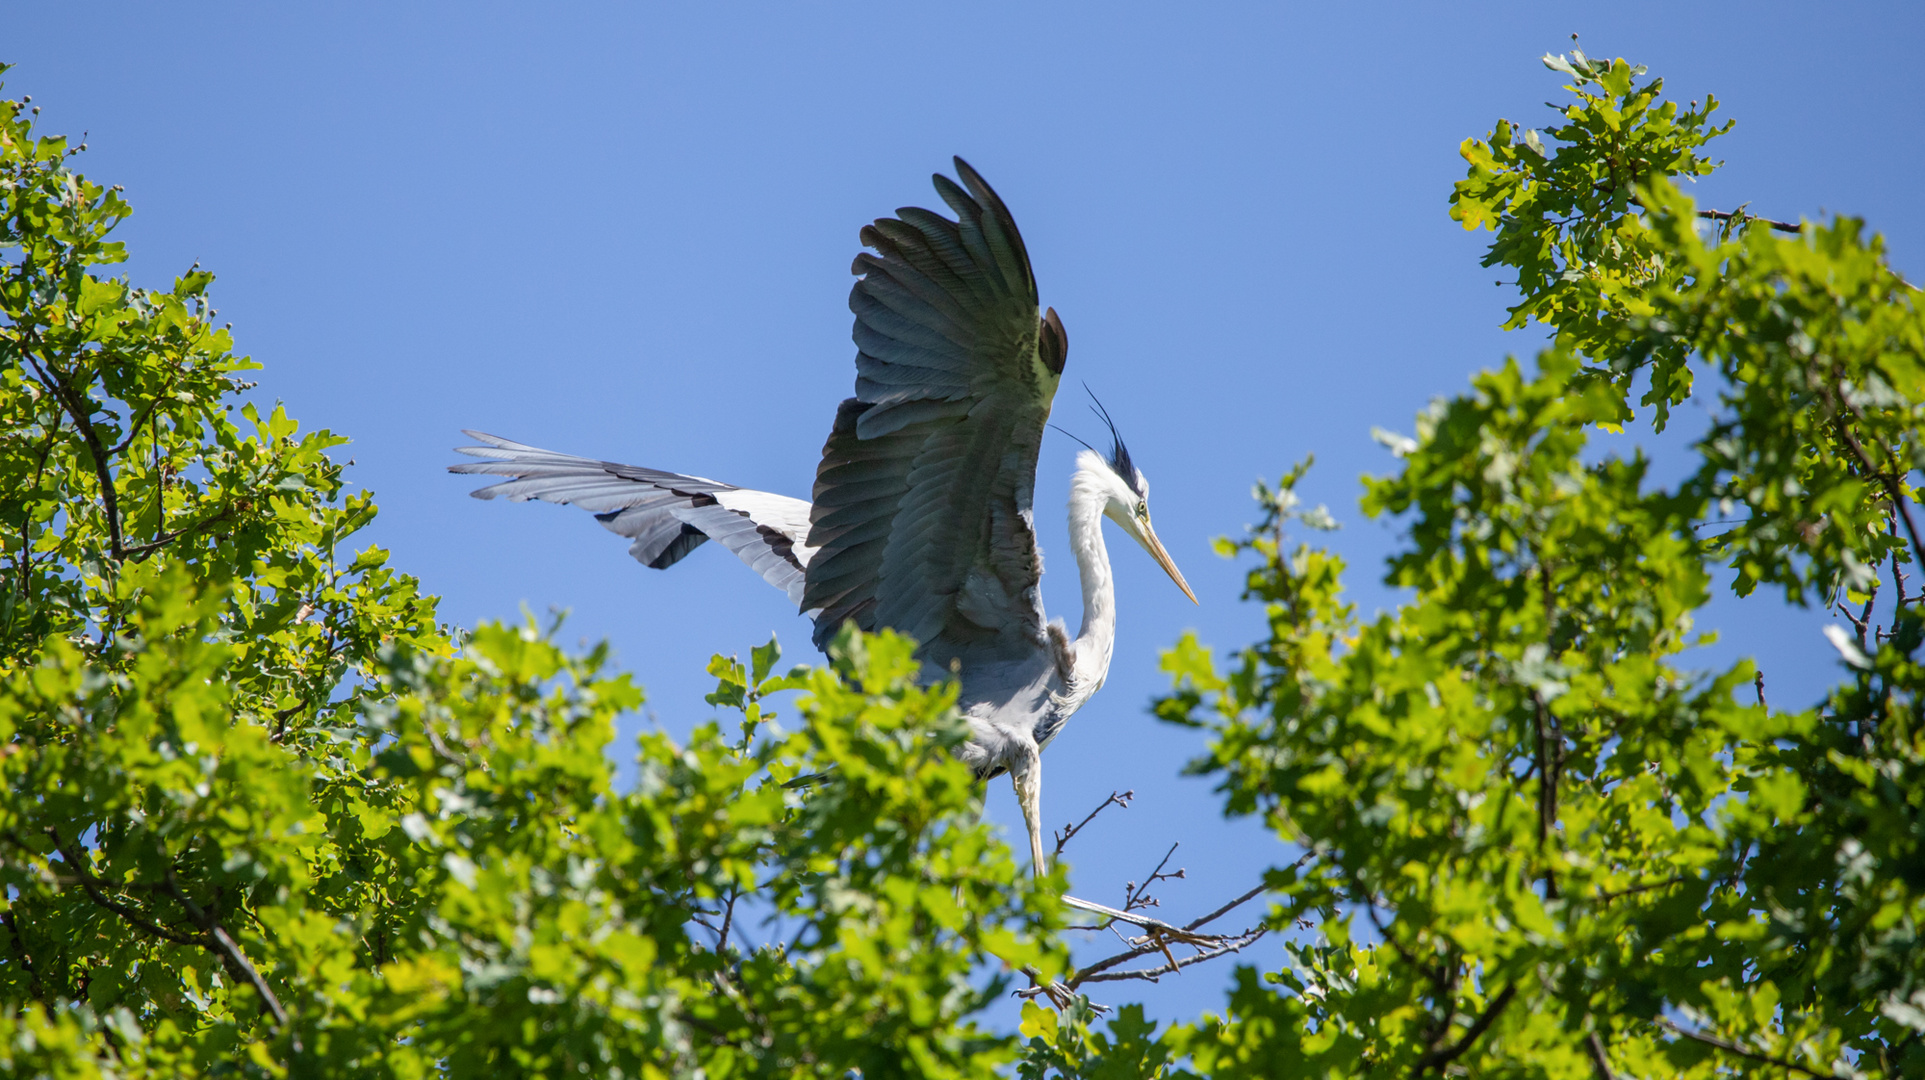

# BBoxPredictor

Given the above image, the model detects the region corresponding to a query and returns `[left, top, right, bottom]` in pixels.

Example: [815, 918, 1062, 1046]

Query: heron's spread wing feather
[451, 432, 814, 606]
[803, 158, 1065, 663]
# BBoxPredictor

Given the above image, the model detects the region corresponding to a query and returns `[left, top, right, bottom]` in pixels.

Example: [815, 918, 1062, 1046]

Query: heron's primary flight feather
[451, 431, 815, 606]
[802, 158, 1066, 671]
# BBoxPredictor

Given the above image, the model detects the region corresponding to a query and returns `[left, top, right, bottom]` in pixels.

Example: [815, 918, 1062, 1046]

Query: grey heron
[451, 158, 1195, 877]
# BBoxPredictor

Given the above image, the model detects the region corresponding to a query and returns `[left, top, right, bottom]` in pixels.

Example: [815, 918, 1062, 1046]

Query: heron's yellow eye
[1136, 501, 1148, 518]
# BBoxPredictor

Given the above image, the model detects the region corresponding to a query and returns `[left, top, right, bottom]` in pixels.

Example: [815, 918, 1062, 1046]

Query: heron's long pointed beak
[1142, 523, 1198, 604]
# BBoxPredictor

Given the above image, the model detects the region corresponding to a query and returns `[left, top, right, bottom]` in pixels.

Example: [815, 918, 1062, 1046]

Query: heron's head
[1066, 399, 1198, 605]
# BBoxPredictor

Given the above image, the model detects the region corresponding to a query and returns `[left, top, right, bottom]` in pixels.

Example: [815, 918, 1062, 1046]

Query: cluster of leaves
[0, 70, 1059, 1078]
[1019, 50, 1925, 1079]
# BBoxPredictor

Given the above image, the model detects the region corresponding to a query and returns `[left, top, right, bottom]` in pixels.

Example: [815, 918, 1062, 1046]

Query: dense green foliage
[0, 71, 1059, 1078]
[7, 48, 1924, 1079]
[1016, 50, 1924, 1078]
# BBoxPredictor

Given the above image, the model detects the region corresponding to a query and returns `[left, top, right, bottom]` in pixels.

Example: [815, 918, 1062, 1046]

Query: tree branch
[12, 415, 63, 604]
[1656, 1018, 1848, 1080]
[118, 504, 234, 561]
[1823, 381, 1925, 573]
[164, 866, 291, 1030]
[1585, 1031, 1616, 1080]
[1531, 687, 1561, 900]
[1410, 982, 1516, 1077]
[1052, 789, 1133, 858]
[1023, 882, 1271, 1004]
[716, 882, 740, 954]
[43, 829, 201, 946]
[1065, 884, 1268, 985]
[1121, 841, 1183, 914]
[19, 337, 129, 561]
[1696, 207, 1800, 234]
[1075, 930, 1267, 984]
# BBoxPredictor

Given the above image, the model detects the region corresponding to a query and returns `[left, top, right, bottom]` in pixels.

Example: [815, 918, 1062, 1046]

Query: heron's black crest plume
[1084, 386, 1143, 497]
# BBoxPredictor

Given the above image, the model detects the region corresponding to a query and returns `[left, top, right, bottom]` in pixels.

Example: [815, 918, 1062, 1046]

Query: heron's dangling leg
[1010, 747, 1047, 879]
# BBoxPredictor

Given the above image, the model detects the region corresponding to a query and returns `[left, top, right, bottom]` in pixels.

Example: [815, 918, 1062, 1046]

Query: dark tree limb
[1585, 1031, 1617, 1080]
[716, 882, 741, 954]
[164, 867, 291, 1030]
[20, 340, 127, 561]
[1410, 982, 1516, 1077]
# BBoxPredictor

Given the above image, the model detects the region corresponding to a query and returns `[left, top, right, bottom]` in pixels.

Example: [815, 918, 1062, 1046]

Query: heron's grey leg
[1010, 747, 1047, 879]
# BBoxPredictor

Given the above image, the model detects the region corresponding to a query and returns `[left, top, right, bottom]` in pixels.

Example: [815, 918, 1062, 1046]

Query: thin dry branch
[1076, 930, 1268, 984]
[1121, 841, 1184, 914]
[1052, 789, 1133, 857]
[1022, 883, 1270, 1004]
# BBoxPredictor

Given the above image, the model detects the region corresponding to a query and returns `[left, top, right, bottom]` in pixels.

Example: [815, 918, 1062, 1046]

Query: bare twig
[1622, 190, 1799, 236]
[1077, 930, 1267, 984]
[1656, 1018, 1848, 1080]
[1754, 671, 1767, 710]
[1122, 841, 1184, 914]
[1182, 881, 1271, 934]
[1052, 789, 1133, 857]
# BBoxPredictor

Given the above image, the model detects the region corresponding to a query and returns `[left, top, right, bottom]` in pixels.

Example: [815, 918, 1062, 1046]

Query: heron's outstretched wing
[451, 432, 815, 607]
[803, 158, 1068, 664]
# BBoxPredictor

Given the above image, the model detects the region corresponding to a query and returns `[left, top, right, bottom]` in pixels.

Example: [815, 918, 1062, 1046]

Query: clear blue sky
[13, 1, 1922, 1029]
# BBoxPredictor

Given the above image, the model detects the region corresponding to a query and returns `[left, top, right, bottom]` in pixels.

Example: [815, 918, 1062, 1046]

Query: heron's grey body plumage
[452, 159, 1193, 875]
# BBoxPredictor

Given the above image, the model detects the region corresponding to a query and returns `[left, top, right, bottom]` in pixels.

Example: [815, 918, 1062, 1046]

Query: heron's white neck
[1065, 459, 1118, 704]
